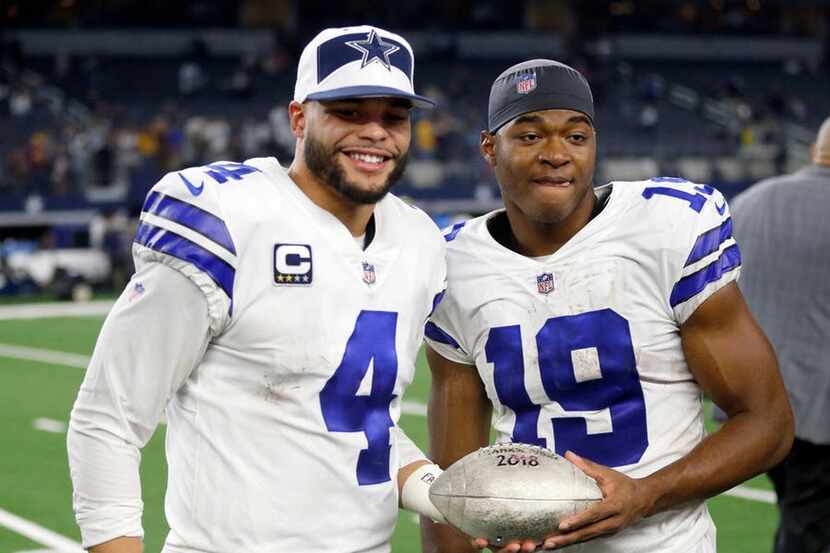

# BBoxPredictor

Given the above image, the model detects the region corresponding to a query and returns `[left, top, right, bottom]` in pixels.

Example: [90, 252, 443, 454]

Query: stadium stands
[1, 1, 828, 295]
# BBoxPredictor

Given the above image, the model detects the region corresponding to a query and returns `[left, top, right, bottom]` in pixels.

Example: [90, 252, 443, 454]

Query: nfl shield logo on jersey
[516, 71, 537, 94]
[536, 272, 554, 294]
[274, 244, 313, 285]
[362, 261, 376, 285]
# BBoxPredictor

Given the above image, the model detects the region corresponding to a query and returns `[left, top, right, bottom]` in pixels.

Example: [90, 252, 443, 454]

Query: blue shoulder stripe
[685, 217, 733, 267]
[429, 290, 446, 317]
[670, 244, 741, 307]
[135, 222, 235, 299]
[424, 321, 461, 349]
[142, 191, 236, 255]
[443, 222, 466, 242]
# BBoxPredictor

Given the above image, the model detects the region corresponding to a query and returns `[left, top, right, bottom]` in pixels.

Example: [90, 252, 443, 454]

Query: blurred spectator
[261, 44, 293, 76]
[89, 208, 132, 291]
[51, 150, 72, 195]
[269, 104, 295, 160]
[731, 117, 830, 553]
[414, 115, 438, 159]
[228, 65, 252, 98]
[9, 84, 33, 116]
[638, 103, 659, 135]
[178, 61, 207, 97]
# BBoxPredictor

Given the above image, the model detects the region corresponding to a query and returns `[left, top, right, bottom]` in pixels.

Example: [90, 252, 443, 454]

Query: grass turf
[0, 315, 777, 552]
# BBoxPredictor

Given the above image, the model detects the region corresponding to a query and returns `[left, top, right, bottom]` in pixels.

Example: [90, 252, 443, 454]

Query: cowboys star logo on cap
[293, 25, 436, 108]
[346, 30, 400, 71]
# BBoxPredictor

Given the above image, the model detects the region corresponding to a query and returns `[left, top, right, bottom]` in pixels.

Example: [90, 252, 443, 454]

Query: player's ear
[288, 100, 307, 139]
[480, 130, 496, 167]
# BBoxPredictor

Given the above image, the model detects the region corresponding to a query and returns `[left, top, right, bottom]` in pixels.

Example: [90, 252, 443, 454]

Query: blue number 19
[320, 310, 398, 485]
[486, 309, 648, 467]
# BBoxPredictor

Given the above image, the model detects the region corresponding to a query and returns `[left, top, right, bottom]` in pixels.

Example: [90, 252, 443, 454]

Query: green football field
[0, 305, 778, 552]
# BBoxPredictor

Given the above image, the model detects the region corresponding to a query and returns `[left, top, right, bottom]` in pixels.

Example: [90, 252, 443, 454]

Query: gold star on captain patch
[277, 274, 284, 282]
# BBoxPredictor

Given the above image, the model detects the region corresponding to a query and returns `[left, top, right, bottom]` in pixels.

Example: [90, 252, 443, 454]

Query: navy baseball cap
[488, 59, 594, 133]
[294, 25, 436, 109]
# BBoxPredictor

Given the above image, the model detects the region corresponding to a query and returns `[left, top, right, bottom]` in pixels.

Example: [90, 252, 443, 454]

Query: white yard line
[1, 340, 777, 507]
[32, 418, 67, 434]
[0, 301, 114, 321]
[0, 508, 83, 552]
[0, 344, 89, 369]
[723, 485, 776, 504]
[401, 400, 427, 417]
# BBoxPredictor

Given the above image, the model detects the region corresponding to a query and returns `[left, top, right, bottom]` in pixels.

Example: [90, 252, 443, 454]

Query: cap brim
[305, 86, 436, 109]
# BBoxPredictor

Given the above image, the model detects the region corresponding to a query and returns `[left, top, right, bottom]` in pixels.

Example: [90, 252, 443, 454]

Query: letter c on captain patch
[274, 243, 313, 285]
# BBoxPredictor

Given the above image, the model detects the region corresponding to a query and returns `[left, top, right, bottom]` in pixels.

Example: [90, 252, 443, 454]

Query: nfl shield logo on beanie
[516, 71, 537, 94]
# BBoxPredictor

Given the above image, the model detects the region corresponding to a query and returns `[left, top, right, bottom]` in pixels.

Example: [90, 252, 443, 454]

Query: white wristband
[401, 463, 447, 524]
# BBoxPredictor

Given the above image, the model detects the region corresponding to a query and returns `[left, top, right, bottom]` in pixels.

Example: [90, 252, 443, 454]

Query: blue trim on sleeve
[424, 321, 461, 349]
[670, 244, 741, 307]
[685, 217, 733, 267]
[143, 191, 237, 255]
[135, 222, 235, 300]
[429, 290, 446, 317]
[443, 222, 466, 242]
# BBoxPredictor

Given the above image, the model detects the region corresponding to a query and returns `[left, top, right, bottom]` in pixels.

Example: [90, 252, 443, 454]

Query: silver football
[429, 444, 602, 545]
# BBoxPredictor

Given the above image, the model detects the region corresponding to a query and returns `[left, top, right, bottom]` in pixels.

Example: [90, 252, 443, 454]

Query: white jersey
[426, 178, 740, 552]
[68, 157, 447, 553]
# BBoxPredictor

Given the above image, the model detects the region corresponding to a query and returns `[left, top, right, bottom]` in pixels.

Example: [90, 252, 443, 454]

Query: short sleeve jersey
[133, 157, 447, 553]
[426, 178, 739, 552]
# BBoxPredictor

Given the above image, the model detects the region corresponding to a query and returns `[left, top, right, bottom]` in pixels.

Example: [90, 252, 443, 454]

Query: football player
[421, 59, 794, 552]
[68, 26, 447, 553]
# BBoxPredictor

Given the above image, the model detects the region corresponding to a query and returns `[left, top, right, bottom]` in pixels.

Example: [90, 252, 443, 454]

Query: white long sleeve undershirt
[67, 262, 211, 548]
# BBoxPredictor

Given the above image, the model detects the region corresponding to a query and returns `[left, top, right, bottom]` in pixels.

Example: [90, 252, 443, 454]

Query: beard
[304, 134, 409, 205]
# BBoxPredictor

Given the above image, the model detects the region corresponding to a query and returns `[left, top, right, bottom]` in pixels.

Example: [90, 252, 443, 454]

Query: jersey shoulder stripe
[430, 290, 446, 317]
[142, 190, 237, 255]
[685, 217, 733, 267]
[135, 221, 235, 300]
[443, 221, 467, 242]
[424, 321, 461, 349]
[670, 244, 741, 307]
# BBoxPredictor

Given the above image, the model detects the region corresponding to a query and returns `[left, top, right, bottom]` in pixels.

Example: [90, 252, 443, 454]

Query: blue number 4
[486, 309, 648, 467]
[320, 310, 398, 485]
[202, 161, 260, 183]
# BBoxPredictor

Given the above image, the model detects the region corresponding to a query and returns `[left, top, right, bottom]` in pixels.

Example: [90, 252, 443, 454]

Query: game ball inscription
[429, 444, 602, 544]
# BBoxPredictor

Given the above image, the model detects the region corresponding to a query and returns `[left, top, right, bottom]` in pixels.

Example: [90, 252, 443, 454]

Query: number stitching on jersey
[486, 309, 648, 467]
[319, 310, 399, 485]
[642, 179, 715, 213]
[177, 162, 260, 196]
[203, 162, 261, 184]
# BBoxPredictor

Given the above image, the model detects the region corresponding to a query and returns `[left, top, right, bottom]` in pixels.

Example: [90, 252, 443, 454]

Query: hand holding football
[429, 444, 602, 547]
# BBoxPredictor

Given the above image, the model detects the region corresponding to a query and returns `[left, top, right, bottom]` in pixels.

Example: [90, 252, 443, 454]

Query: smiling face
[482, 109, 597, 228]
[292, 97, 412, 205]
